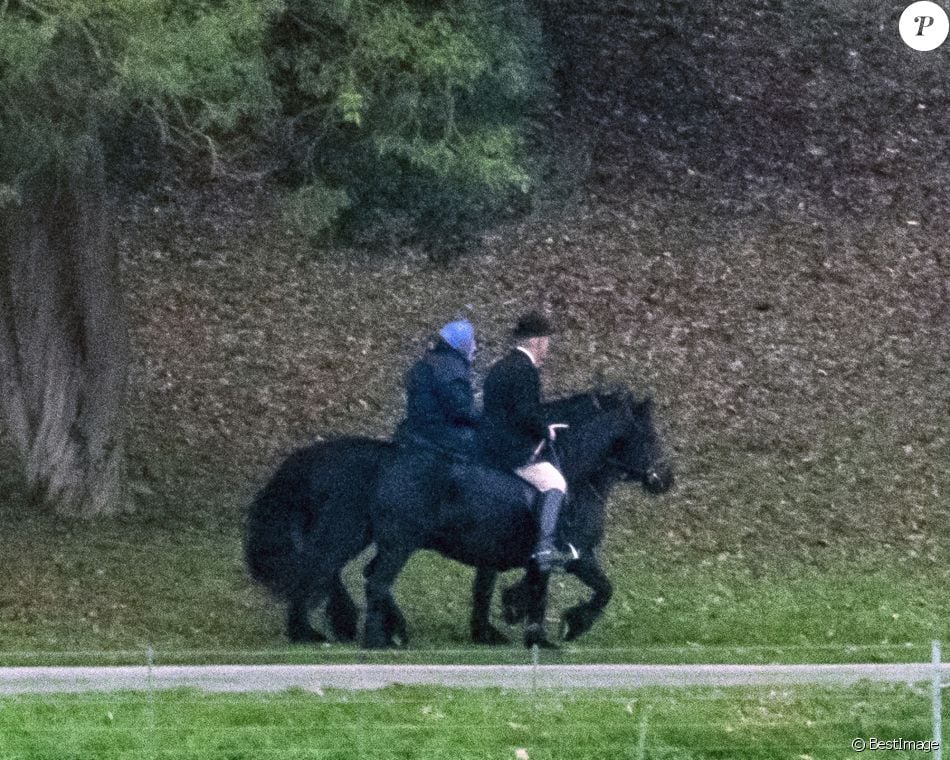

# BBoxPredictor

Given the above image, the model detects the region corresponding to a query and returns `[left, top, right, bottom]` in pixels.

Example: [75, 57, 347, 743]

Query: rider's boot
[531, 489, 580, 573]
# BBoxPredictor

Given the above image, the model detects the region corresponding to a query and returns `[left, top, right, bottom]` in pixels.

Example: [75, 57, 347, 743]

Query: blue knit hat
[439, 319, 476, 361]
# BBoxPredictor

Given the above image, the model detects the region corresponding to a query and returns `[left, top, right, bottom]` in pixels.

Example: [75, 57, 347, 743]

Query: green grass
[2, 416, 948, 664]
[0, 499, 948, 664]
[0, 684, 942, 759]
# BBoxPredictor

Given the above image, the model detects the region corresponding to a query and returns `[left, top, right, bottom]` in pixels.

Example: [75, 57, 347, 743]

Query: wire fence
[0, 640, 936, 666]
[0, 641, 946, 760]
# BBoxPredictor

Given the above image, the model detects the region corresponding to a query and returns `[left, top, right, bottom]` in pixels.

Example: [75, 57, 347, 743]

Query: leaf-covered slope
[119, 0, 948, 562]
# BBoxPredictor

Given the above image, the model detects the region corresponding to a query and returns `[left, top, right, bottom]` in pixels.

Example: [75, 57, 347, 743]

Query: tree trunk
[0, 137, 129, 517]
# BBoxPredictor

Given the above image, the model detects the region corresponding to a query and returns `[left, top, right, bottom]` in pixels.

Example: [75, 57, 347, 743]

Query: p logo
[899, 1, 949, 50]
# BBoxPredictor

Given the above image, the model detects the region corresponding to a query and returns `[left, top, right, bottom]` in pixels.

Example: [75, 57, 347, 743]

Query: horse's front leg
[470, 567, 509, 645]
[522, 564, 558, 649]
[501, 575, 530, 625]
[562, 558, 613, 641]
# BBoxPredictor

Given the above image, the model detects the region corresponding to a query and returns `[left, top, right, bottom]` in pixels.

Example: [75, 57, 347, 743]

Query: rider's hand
[547, 423, 569, 440]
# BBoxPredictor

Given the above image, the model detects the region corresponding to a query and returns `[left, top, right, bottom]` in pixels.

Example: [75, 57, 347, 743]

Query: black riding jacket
[395, 339, 478, 453]
[478, 348, 549, 470]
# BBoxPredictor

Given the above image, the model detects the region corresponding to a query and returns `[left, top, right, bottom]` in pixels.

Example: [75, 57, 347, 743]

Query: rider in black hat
[478, 311, 577, 572]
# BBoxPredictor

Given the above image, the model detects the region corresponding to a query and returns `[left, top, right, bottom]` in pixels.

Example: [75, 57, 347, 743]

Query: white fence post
[635, 703, 651, 760]
[145, 645, 156, 760]
[933, 640, 942, 760]
[531, 643, 539, 694]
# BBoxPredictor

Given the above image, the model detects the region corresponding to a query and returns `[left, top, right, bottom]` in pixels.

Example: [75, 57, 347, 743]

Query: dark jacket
[478, 349, 549, 470]
[395, 338, 478, 453]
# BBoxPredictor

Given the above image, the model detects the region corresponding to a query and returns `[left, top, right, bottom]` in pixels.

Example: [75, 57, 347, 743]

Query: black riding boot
[531, 489, 579, 572]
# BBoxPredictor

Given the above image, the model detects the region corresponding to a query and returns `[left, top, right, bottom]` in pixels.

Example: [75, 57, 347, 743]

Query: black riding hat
[512, 311, 555, 340]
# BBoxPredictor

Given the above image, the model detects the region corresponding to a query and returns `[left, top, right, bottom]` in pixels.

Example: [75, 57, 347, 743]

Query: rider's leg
[516, 462, 577, 572]
[532, 489, 572, 572]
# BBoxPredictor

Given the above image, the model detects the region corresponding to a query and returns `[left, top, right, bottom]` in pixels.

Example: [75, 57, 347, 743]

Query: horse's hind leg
[562, 559, 612, 642]
[471, 567, 509, 645]
[325, 572, 359, 643]
[287, 588, 327, 644]
[287, 543, 358, 645]
[363, 552, 408, 645]
[363, 543, 413, 649]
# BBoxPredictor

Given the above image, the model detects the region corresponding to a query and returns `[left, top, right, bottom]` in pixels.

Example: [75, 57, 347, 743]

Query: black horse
[364, 391, 672, 648]
[244, 389, 672, 646]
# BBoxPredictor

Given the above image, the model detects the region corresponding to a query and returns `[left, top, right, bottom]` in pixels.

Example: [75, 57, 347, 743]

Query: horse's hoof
[328, 610, 359, 643]
[472, 625, 510, 646]
[362, 620, 393, 649]
[561, 610, 586, 642]
[524, 624, 559, 650]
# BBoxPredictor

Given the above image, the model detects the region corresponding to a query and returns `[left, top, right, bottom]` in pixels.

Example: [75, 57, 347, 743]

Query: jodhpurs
[515, 461, 567, 494]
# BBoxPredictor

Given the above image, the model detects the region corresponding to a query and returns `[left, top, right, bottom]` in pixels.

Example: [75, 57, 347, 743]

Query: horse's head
[608, 393, 674, 495]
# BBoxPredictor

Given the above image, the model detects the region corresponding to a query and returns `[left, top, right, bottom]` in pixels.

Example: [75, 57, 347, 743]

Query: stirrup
[532, 544, 580, 571]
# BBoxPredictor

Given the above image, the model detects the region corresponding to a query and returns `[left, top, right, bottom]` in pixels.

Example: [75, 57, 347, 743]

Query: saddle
[394, 431, 475, 464]
[394, 433, 542, 517]
[448, 460, 538, 517]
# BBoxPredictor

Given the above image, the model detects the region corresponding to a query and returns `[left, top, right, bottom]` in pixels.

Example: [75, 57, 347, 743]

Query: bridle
[605, 456, 662, 485]
[589, 390, 661, 485]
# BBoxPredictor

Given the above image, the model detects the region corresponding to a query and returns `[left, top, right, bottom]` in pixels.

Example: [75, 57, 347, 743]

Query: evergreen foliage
[0, 0, 279, 188]
[0, 0, 280, 516]
[268, 0, 551, 244]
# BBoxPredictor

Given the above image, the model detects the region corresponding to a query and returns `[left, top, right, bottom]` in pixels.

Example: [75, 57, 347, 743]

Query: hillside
[119, 0, 948, 553]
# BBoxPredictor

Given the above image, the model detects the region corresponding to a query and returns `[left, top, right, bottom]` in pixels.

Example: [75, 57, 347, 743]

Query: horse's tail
[244, 445, 323, 599]
[244, 437, 390, 599]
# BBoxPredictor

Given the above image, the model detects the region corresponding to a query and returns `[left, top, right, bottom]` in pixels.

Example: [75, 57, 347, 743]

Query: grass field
[0, 683, 941, 759]
[1, 496, 949, 661]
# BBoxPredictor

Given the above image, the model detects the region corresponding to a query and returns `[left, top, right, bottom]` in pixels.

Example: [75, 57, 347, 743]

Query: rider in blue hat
[394, 319, 478, 455]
